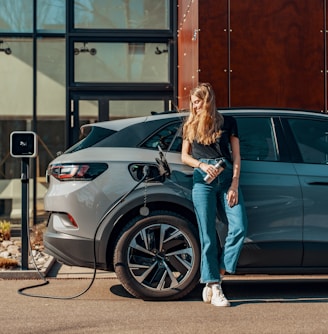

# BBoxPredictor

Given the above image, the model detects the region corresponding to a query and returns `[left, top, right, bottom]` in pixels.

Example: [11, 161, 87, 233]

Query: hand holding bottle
[203, 160, 226, 183]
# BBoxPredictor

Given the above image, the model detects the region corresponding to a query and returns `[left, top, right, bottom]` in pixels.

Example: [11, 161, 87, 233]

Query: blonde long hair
[183, 83, 223, 145]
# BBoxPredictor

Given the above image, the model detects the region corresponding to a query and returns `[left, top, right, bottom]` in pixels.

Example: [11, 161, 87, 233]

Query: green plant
[0, 220, 11, 241]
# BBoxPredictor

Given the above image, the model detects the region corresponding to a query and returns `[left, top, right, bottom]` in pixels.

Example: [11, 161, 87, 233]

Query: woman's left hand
[227, 187, 238, 207]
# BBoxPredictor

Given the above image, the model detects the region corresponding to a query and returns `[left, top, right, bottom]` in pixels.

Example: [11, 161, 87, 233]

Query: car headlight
[47, 163, 108, 181]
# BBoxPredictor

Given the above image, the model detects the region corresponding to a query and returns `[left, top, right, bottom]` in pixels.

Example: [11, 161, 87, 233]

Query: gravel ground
[0, 222, 49, 272]
[0, 237, 50, 271]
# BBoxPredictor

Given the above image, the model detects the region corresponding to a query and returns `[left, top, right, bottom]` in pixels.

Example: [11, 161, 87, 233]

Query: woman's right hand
[199, 162, 220, 179]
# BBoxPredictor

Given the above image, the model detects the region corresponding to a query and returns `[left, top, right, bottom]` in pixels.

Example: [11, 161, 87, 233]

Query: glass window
[37, 39, 66, 117]
[74, 0, 169, 30]
[236, 117, 278, 161]
[37, 39, 66, 180]
[110, 100, 165, 119]
[65, 127, 115, 153]
[141, 121, 183, 152]
[37, 0, 66, 33]
[288, 119, 328, 164]
[0, 0, 33, 32]
[74, 42, 169, 83]
[37, 120, 66, 176]
[0, 38, 33, 117]
[79, 100, 99, 119]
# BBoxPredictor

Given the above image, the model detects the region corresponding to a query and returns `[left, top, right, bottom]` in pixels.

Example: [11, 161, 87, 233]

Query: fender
[96, 187, 195, 265]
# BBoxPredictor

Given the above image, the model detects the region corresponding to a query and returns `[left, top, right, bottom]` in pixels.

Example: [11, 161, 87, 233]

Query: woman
[181, 83, 248, 307]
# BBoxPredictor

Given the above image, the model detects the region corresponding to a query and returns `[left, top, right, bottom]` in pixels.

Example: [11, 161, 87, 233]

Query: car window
[236, 117, 278, 161]
[287, 119, 328, 164]
[140, 121, 183, 152]
[65, 126, 116, 153]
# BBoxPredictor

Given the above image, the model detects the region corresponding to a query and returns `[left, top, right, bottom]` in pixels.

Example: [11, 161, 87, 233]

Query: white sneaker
[202, 284, 212, 303]
[211, 284, 230, 307]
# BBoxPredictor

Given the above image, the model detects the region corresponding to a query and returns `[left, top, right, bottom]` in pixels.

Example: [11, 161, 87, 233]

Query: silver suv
[44, 109, 328, 300]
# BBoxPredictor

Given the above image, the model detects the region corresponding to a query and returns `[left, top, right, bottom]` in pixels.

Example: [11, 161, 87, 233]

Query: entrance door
[68, 92, 173, 147]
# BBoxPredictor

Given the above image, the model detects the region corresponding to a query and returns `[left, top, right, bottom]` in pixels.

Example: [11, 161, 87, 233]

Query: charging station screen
[10, 132, 38, 158]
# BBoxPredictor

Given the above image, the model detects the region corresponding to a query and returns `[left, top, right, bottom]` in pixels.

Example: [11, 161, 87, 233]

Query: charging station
[10, 131, 38, 270]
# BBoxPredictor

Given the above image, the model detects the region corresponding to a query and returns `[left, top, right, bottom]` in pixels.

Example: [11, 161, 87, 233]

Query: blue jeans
[192, 158, 248, 283]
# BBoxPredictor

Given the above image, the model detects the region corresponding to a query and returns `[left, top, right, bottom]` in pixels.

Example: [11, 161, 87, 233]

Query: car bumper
[44, 225, 98, 269]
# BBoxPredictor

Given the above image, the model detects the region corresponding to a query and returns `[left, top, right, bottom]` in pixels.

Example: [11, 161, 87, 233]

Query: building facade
[1, 0, 328, 220]
[178, 0, 328, 112]
[0, 0, 177, 220]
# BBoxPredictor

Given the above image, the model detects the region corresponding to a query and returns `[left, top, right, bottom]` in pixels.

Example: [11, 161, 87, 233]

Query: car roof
[221, 107, 328, 118]
[81, 108, 328, 132]
[81, 112, 187, 132]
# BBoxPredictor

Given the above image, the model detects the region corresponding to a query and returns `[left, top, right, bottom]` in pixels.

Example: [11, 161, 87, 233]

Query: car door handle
[307, 182, 328, 186]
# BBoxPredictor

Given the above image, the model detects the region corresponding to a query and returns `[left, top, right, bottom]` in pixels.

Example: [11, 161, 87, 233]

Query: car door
[283, 117, 328, 267]
[233, 115, 303, 270]
[145, 113, 304, 269]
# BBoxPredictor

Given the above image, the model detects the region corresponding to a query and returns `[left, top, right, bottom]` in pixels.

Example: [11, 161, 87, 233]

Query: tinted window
[65, 127, 115, 153]
[141, 121, 183, 152]
[236, 117, 278, 161]
[288, 119, 328, 164]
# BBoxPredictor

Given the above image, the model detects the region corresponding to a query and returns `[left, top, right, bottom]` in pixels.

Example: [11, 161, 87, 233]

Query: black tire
[113, 211, 200, 301]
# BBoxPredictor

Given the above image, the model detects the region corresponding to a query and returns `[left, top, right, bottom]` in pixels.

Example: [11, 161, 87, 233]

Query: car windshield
[65, 126, 116, 153]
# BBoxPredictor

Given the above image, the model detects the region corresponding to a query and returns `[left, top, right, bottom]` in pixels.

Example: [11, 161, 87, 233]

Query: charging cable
[18, 165, 153, 299]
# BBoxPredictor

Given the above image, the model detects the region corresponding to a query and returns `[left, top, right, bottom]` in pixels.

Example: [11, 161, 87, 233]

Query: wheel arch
[100, 197, 197, 271]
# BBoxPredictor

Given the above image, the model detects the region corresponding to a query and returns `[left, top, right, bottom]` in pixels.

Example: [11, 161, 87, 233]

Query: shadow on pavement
[110, 279, 328, 305]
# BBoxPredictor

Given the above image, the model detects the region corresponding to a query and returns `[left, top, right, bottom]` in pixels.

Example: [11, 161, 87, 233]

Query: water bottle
[203, 159, 226, 183]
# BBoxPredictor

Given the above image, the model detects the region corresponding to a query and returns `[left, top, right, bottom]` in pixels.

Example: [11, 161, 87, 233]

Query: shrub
[0, 220, 11, 241]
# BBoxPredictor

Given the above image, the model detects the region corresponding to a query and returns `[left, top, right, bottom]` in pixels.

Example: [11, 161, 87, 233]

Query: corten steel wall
[180, 0, 328, 112]
[177, 0, 199, 110]
[198, 0, 229, 107]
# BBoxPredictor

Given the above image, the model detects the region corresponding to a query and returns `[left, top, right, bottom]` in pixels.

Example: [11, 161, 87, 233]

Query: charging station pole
[10, 131, 38, 271]
[21, 158, 29, 270]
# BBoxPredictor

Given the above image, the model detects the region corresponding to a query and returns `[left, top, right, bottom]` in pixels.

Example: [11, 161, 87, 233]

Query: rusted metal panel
[195, 0, 326, 111]
[177, 0, 199, 110]
[199, 0, 229, 107]
[230, 0, 324, 111]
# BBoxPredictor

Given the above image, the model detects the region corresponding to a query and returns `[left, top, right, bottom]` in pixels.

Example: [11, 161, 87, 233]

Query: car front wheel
[113, 211, 200, 300]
